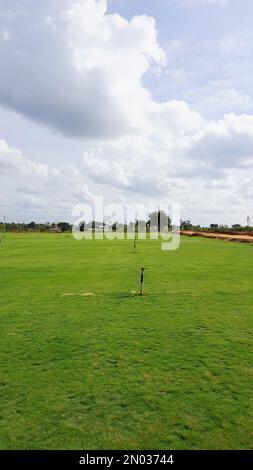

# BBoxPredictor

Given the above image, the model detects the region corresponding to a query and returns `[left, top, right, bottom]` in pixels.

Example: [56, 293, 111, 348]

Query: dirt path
[181, 231, 253, 244]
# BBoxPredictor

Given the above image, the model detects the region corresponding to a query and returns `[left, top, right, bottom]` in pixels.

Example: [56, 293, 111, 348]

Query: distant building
[87, 223, 110, 233]
[49, 225, 61, 233]
[210, 224, 219, 230]
[96, 224, 110, 233]
[181, 220, 192, 230]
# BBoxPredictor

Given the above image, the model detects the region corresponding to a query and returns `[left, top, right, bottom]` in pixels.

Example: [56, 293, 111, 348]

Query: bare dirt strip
[181, 231, 253, 244]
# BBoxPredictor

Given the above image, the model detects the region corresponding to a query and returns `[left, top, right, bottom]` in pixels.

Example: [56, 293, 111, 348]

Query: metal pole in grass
[134, 233, 137, 254]
[140, 267, 145, 296]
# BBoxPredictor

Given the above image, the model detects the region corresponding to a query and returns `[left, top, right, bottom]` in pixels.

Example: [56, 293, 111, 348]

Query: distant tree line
[0, 221, 72, 233]
[0, 211, 172, 233]
[79, 211, 172, 233]
[1, 212, 251, 233]
[180, 222, 253, 233]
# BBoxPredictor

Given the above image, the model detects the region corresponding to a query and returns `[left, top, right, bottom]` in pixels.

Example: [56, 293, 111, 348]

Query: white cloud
[196, 88, 252, 116]
[0, 0, 166, 138]
[240, 178, 253, 199]
[0, 138, 94, 216]
[81, 110, 253, 197]
[0, 139, 50, 176]
[0, 0, 252, 225]
[0, 193, 8, 207]
[186, 114, 253, 169]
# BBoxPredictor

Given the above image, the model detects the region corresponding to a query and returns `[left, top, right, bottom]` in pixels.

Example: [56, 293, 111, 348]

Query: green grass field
[0, 233, 252, 450]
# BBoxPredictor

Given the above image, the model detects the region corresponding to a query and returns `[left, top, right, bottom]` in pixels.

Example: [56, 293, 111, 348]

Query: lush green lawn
[0, 233, 252, 450]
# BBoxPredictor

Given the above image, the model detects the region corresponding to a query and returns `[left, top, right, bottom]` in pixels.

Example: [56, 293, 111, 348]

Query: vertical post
[3, 216, 6, 233]
[134, 233, 137, 254]
[140, 267, 145, 296]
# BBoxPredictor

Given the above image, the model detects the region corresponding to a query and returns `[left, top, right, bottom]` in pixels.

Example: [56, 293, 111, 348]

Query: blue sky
[108, 0, 253, 115]
[0, 0, 253, 225]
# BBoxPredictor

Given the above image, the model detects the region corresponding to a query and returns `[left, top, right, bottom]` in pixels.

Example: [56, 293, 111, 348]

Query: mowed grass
[0, 233, 252, 450]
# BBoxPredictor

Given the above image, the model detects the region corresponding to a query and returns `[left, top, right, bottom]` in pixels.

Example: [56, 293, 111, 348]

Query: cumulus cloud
[0, 193, 8, 207]
[240, 178, 253, 199]
[0, 139, 50, 176]
[82, 139, 173, 196]
[196, 88, 252, 116]
[0, 0, 165, 138]
[0, 0, 252, 224]
[186, 114, 253, 169]
[80, 109, 253, 197]
[0, 138, 94, 215]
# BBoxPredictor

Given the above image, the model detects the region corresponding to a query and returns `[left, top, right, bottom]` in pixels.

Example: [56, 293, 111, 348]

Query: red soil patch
[181, 231, 253, 244]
